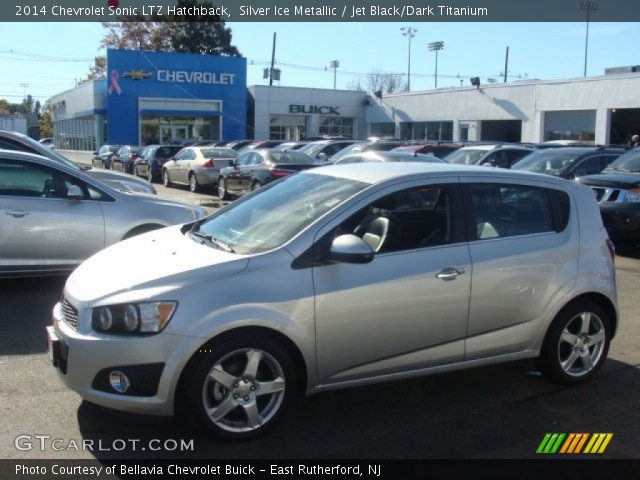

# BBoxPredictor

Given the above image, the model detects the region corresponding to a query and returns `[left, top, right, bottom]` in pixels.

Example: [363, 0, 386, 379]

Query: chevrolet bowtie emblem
[122, 70, 152, 80]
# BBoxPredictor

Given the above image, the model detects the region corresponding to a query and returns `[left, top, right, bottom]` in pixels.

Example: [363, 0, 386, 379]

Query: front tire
[184, 333, 296, 440]
[251, 181, 262, 192]
[189, 173, 199, 193]
[539, 301, 611, 384]
[218, 177, 229, 200]
[163, 169, 172, 187]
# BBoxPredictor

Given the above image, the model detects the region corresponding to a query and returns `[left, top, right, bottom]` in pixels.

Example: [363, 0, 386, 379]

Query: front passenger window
[337, 186, 453, 253]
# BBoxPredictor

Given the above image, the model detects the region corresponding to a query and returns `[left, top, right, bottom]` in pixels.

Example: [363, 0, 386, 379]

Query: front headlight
[624, 188, 640, 203]
[92, 302, 176, 335]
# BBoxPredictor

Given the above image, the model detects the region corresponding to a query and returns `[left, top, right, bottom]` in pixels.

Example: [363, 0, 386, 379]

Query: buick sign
[289, 105, 341, 115]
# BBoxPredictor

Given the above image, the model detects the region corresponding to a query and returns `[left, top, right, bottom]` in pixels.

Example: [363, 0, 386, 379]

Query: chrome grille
[61, 297, 78, 329]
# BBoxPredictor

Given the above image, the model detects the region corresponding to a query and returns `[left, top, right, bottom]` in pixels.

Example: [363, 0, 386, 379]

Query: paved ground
[1, 184, 639, 460]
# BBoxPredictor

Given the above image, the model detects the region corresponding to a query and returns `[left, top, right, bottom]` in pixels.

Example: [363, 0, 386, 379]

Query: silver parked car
[162, 147, 238, 193]
[48, 162, 617, 439]
[0, 150, 207, 278]
[0, 130, 156, 195]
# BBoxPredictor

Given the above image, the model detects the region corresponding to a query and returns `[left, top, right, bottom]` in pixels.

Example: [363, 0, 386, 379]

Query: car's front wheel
[539, 301, 611, 384]
[184, 333, 296, 440]
[189, 173, 199, 193]
[218, 177, 229, 200]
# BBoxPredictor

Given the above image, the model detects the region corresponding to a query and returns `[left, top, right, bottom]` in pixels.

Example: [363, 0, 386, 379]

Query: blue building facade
[106, 49, 246, 145]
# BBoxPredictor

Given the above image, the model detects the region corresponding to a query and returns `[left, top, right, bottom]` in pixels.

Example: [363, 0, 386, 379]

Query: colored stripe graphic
[538, 433, 613, 454]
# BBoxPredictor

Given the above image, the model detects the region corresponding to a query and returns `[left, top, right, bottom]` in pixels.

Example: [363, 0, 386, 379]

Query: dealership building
[49, 49, 640, 149]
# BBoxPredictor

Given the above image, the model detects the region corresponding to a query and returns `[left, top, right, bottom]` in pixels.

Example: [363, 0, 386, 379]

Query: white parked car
[48, 162, 618, 439]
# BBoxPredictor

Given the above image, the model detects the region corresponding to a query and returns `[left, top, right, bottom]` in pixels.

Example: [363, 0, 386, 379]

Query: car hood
[66, 225, 247, 304]
[578, 172, 640, 189]
[85, 169, 156, 194]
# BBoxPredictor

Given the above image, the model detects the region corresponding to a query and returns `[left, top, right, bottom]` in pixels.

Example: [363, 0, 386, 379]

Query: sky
[1, 21, 640, 105]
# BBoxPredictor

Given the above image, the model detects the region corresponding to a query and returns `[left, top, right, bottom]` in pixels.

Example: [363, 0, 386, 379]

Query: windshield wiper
[190, 228, 236, 253]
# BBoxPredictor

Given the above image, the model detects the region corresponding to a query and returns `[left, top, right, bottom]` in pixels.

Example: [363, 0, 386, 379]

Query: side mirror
[329, 234, 374, 264]
[92, 151, 98, 155]
[66, 185, 84, 200]
[317, 152, 327, 160]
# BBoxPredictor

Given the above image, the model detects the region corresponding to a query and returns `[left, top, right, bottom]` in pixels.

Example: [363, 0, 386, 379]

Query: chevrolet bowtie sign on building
[106, 49, 247, 145]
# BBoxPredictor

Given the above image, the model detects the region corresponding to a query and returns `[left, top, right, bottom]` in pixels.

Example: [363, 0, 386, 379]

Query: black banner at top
[4, 0, 640, 22]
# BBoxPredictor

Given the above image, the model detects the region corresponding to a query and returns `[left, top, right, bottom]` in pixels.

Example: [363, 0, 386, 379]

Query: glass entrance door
[160, 125, 188, 143]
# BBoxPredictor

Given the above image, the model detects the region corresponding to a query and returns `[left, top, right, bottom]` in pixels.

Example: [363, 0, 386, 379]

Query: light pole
[329, 60, 340, 90]
[427, 41, 444, 89]
[401, 27, 417, 91]
[578, 1, 598, 77]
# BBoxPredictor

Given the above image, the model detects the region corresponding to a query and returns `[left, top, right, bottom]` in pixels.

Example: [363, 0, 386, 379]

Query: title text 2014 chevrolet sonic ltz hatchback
[48, 163, 618, 439]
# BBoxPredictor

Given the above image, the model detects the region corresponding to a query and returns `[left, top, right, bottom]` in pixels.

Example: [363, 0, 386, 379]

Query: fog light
[109, 371, 130, 393]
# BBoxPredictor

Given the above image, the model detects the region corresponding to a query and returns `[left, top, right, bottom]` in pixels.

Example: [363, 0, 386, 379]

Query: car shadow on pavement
[613, 242, 640, 260]
[76, 357, 639, 460]
[0, 276, 66, 356]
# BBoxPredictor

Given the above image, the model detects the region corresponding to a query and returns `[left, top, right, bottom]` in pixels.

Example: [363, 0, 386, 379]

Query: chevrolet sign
[157, 70, 236, 85]
[122, 70, 152, 80]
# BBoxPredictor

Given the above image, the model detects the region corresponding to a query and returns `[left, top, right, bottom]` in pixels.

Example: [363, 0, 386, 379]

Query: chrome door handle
[6, 210, 30, 218]
[436, 267, 466, 280]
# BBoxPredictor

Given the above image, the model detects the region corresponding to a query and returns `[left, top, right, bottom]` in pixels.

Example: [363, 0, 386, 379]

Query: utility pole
[269, 32, 277, 86]
[330, 60, 340, 90]
[504, 46, 509, 83]
[578, 1, 598, 77]
[427, 41, 444, 89]
[19, 83, 29, 98]
[401, 27, 417, 91]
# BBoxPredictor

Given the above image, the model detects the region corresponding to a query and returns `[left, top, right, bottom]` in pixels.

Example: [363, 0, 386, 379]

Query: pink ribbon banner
[108, 69, 122, 95]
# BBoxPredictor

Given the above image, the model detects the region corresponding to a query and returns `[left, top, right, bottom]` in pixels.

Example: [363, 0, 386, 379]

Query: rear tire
[251, 181, 262, 192]
[539, 301, 611, 384]
[183, 332, 296, 440]
[163, 169, 172, 187]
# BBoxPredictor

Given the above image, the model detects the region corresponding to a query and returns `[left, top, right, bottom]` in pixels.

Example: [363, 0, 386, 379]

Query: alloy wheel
[201, 348, 285, 433]
[557, 311, 606, 377]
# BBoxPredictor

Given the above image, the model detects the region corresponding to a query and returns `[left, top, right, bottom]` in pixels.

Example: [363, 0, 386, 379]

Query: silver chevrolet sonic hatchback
[48, 163, 618, 439]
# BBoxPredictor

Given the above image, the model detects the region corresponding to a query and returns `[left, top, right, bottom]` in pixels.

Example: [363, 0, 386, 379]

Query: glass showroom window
[544, 110, 596, 142]
[319, 117, 354, 138]
[370, 122, 396, 138]
[269, 115, 307, 141]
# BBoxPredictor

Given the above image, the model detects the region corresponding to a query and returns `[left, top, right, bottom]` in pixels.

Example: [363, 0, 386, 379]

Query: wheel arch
[174, 326, 309, 412]
[549, 292, 618, 339]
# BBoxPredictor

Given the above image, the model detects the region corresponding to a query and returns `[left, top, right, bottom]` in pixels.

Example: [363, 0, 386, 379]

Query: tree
[39, 102, 53, 138]
[348, 71, 408, 95]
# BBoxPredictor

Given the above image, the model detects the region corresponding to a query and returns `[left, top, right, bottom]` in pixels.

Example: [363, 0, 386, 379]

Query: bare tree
[348, 70, 407, 95]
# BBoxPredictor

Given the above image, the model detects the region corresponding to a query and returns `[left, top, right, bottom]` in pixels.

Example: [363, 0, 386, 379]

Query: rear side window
[470, 184, 569, 240]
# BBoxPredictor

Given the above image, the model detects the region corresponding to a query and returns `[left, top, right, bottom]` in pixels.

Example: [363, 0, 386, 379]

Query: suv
[577, 148, 640, 242]
[511, 147, 625, 179]
[48, 163, 617, 439]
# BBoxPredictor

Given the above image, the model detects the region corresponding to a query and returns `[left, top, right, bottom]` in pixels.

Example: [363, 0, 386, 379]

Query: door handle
[436, 267, 466, 281]
[6, 210, 30, 218]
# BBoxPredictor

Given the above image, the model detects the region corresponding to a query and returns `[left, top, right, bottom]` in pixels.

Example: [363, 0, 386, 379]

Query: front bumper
[600, 203, 640, 240]
[49, 302, 197, 416]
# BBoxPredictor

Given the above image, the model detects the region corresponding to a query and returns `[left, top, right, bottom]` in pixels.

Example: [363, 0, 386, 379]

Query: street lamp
[427, 41, 444, 89]
[401, 27, 417, 91]
[578, 1, 598, 77]
[329, 60, 340, 90]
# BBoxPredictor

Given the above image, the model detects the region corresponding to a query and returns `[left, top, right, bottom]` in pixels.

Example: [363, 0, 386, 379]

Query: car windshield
[604, 149, 640, 172]
[194, 173, 368, 254]
[200, 148, 237, 158]
[445, 148, 491, 165]
[331, 142, 371, 162]
[511, 150, 584, 176]
[267, 151, 313, 164]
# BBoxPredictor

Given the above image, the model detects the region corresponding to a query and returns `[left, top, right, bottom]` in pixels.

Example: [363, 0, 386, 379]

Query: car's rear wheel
[539, 301, 611, 384]
[163, 169, 172, 187]
[251, 181, 262, 191]
[218, 177, 229, 200]
[189, 173, 199, 193]
[184, 333, 296, 439]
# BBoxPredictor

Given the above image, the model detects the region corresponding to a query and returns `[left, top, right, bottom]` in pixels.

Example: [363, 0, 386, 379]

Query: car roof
[307, 160, 578, 186]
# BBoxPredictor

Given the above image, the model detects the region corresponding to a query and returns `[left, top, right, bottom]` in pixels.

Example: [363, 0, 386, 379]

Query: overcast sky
[1, 21, 639, 105]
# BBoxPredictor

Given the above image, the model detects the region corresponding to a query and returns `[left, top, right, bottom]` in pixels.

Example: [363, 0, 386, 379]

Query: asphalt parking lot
[1, 184, 639, 460]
